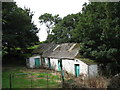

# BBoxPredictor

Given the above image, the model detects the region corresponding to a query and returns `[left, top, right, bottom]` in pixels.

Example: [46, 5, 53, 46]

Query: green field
[2, 66, 62, 88]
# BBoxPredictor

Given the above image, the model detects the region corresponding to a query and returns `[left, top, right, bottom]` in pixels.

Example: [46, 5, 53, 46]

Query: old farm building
[26, 43, 98, 77]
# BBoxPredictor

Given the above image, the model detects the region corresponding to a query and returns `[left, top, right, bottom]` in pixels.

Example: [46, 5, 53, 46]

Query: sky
[14, 0, 89, 41]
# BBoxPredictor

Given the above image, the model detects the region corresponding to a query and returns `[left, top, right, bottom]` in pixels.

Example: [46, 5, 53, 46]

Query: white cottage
[27, 43, 98, 77]
[26, 55, 41, 68]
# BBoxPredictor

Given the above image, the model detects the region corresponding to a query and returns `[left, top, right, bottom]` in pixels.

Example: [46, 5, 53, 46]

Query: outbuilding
[27, 43, 98, 77]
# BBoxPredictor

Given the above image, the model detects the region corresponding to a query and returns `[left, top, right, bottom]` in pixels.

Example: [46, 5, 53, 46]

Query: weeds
[63, 76, 109, 88]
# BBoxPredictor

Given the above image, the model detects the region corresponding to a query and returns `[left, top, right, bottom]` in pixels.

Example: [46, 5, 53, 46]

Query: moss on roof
[78, 57, 97, 65]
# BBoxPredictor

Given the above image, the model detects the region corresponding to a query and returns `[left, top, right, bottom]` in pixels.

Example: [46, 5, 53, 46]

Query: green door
[58, 59, 61, 71]
[35, 58, 40, 68]
[75, 64, 80, 77]
[48, 58, 51, 68]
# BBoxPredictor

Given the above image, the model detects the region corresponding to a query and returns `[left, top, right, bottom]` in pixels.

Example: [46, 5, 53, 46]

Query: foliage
[77, 2, 120, 75]
[2, 2, 39, 56]
[43, 2, 120, 75]
[51, 13, 80, 43]
[39, 13, 61, 35]
[108, 73, 120, 88]
[77, 2, 120, 64]
[63, 76, 108, 88]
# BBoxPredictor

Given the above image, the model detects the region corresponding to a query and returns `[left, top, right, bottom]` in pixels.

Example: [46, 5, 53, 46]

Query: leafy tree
[39, 13, 61, 35]
[51, 13, 80, 43]
[77, 2, 120, 63]
[44, 2, 120, 75]
[2, 2, 39, 55]
[76, 2, 120, 75]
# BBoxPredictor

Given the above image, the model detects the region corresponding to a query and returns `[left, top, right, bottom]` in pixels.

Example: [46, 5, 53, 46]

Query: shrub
[62, 76, 108, 88]
[108, 73, 120, 88]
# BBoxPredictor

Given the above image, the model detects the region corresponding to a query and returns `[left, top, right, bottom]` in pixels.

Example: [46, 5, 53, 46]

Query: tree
[2, 2, 39, 55]
[44, 2, 120, 75]
[76, 2, 120, 75]
[77, 2, 120, 63]
[51, 13, 80, 43]
[39, 13, 61, 35]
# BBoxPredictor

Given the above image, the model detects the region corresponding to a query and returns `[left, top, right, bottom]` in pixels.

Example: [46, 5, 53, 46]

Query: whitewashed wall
[30, 57, 98, 77]
[43, 58, 59, 70]
[74, 59, 88, 76]
[62, 59, 75, 75]
[27, 56, 41, 68]
[50, 58, 59, 70]
[88, 64, 98, 77]
[44, 58, 49, 68]
[44, 58, 89, 76]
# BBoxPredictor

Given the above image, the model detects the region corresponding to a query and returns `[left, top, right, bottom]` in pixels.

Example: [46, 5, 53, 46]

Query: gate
[9, 72, 62, 88]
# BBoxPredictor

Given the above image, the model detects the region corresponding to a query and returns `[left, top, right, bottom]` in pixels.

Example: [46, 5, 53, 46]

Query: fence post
[47, 72, 48, 88]
[10, 74, 12, 90]
[31, 73, 32, 88]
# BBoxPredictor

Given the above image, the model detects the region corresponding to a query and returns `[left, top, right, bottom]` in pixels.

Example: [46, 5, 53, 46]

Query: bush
[62, 79, 87, 88]
[62, 76, 108, 88]
[108, 73, 120, 88]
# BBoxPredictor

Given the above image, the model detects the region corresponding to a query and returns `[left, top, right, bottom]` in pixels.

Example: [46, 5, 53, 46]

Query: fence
[9, 72, 62, 88]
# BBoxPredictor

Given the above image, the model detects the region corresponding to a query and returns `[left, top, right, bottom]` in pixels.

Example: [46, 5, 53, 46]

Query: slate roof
[32, 43, 56, 55]
[32, 43, 97, 64]
[43, 43, 80, 59]
[33, 43, 80, 59]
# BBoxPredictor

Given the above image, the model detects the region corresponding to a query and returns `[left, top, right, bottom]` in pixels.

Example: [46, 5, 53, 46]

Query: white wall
[44, 58, 49, 68]
[28, 56, 98, 77]
[44, 58, 89, 76]
[50, 58, 59, 70]
[27, 55, 41, 68]
[62, 59, 75, 75]
[88, 64, 98, 77]
[44, 58, 60, 70]
[74, 59, 88, 76]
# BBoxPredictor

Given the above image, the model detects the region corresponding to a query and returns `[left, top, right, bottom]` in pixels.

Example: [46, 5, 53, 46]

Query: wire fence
[9, 71, 62, 88]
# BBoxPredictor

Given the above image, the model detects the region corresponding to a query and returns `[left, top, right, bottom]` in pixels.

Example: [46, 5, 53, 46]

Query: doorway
[75, 64, 80, 77]
[35, 58, 40, 68]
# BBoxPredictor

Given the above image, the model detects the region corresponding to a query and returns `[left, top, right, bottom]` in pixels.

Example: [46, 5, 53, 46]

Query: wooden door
[75, 64, 80, 77]
[58, 59, 62, 71]
[35, 58, 40, 68]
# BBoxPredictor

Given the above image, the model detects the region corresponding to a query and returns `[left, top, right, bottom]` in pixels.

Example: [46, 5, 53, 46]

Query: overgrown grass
[2, 67, 23, 88]
[63, 76, 109, 88]
[2, 66, 61, 88]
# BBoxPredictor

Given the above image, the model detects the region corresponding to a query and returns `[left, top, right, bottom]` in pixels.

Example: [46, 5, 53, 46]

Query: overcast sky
[14, 0, 89, 41]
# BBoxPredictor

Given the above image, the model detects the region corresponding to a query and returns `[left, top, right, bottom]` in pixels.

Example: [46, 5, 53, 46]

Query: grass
[2, 67, 23, 88]
[2, 66, 61, 88]
[79, 57, 97, 64]
[16, 45, 39, 50]
[27, 45, 39, 49]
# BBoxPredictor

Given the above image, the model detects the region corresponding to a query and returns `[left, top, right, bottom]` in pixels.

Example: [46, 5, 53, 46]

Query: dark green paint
[35, 58, 40, 68]
[75, 64, 80, 77]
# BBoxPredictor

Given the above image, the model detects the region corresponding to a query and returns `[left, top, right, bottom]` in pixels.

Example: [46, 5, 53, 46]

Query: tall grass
[63, 76, 109, 88]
